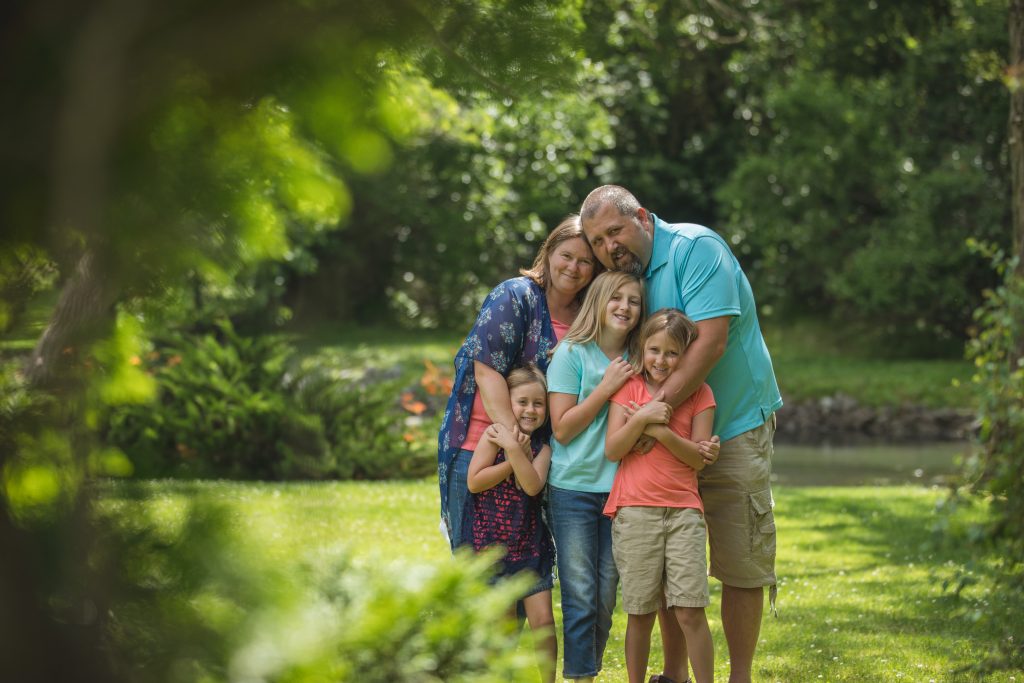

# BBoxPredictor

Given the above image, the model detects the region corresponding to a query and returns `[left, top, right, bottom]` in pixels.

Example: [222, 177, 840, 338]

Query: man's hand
[633, 434, 656, 453]
[698, 435, 721, 466]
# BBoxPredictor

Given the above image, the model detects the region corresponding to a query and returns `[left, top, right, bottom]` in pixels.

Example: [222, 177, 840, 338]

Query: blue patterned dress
[437, 277, 557, 539]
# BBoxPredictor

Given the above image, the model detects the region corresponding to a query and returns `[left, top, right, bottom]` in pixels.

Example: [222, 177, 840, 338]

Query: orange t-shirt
[461, 317, 570, 451]
[603, 378, 716, 518]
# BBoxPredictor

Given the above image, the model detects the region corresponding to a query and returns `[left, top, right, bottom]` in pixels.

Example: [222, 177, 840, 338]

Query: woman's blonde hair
[632, 308, 699, 374]
[520, 214, 603, 304]
[562, 271, 646, 360]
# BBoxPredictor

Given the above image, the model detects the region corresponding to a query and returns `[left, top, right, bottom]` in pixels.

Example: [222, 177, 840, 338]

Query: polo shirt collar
[645, 213, 671, 278]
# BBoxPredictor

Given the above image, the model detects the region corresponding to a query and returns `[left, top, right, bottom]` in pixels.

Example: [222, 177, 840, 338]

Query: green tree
[578, 0, 757, 223]
[716, 0, 1008, 349]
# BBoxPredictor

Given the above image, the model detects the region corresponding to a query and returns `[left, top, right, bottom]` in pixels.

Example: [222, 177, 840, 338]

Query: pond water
[770, 441, 970, 487]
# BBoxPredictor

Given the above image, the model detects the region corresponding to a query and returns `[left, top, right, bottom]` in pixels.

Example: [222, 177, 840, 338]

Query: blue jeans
[548, 485, 619, 678]
[446, 449, 473, 551]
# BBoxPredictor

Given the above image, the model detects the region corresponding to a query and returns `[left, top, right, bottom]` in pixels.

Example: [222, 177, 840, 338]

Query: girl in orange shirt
[604, 308, 718, 683]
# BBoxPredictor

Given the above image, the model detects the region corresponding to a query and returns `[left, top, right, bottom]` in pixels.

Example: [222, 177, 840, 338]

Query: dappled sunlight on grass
[761, 486, 1015, 682]
[97, 481, 1019, 682]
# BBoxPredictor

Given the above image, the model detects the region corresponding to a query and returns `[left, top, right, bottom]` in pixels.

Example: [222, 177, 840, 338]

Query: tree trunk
[1012, 1, 1024, 376]
[4, 2, 146, 680]
[24, 249, 117, 389]
[1012, 0, 1024, 277]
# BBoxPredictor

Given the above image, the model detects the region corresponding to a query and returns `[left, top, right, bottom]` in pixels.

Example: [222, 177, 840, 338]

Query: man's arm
[660, 316, 729, 409]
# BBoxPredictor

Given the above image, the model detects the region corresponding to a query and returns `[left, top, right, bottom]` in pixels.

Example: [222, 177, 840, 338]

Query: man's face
[581, 203, 654, 276]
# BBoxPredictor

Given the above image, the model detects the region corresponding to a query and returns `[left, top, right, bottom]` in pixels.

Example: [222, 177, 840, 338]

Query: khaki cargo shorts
[611, 506, 709, 614]
[698, 414, 777, 589]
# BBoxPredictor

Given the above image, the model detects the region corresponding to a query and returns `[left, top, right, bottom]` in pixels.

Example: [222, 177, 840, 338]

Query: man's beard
[612, 249, 643, 276]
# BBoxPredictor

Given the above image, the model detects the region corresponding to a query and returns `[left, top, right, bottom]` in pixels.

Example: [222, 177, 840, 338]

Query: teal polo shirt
[645, 214, 783, 442]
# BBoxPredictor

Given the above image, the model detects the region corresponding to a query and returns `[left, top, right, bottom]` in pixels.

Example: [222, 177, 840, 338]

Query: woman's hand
[484, 423, 502, 444]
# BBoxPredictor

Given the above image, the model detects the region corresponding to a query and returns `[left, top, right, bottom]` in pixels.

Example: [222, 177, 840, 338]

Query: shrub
[948, 245, 1024, 673]
[104, 321, 332, 479]
[103, 322, 443, 480]
[288, 352, 440, 480]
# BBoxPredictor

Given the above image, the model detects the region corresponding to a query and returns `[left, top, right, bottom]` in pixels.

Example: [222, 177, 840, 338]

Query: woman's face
[603, 281, 643, 335]
[547, 237, 596, 298]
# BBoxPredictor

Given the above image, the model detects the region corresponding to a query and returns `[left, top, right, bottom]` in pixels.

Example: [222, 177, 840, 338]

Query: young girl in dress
[545, 271, 646, 682]
[604, 308, 717, 683]
[464, 364, 557, 683]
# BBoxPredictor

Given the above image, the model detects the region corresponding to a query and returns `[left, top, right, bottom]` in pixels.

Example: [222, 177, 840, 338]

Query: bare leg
[625, 612, 658, 683]
[673, 607, 714, 683]
[658, 600, 689, 682]
[720, 585, 763, 683]
[523, 590, 558, 683]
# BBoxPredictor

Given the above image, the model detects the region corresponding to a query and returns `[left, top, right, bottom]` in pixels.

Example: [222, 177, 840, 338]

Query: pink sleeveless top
[461, 317, 570, 450]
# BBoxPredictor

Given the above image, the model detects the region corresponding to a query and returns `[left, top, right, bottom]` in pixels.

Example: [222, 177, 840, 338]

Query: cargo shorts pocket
[749, 488, 776, 556]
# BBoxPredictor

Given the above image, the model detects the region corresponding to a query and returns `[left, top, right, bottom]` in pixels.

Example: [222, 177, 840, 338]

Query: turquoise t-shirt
[645, 214, 783, 442]
[545, 340, 621, 493]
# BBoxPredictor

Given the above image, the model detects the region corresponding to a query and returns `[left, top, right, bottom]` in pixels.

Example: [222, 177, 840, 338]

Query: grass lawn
[286, 321, 974, 410]
[759, 320, 973, 409]
[99, 479, 1017, 682]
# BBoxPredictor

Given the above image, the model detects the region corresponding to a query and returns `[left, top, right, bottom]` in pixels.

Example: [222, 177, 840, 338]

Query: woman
[438, 215, 600, 550]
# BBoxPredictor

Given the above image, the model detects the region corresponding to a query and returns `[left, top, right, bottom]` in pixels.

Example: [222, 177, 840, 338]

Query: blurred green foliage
[291, 69, 614, 329]
[255, 0, 1012, 350]
[289, 349, 440, 479]
[0, 1, 587, 679]
[0, 247, 58, 335]
[93, 489, 536, 682]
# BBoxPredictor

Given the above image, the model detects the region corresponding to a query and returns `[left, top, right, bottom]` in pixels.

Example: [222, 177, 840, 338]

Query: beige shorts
[611, 506, 709, 614]
[698, 414, 777, 588]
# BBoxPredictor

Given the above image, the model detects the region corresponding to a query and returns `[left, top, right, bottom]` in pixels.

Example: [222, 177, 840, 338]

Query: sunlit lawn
[289, 321, 974, 409]
[100, 479, 1017, 682]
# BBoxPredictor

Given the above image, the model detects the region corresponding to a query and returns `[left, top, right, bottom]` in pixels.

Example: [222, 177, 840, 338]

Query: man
[581, 185, 782, 683]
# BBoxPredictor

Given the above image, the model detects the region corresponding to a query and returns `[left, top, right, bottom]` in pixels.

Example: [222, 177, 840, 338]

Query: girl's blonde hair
[507, 363, 547, 393]
[562, 271, 646, 361]
[633, 308, 699, 374]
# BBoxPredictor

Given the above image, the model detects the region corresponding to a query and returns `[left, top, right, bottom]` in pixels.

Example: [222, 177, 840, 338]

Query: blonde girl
[545, 271, 646, 681]
[604, 308, 718, 683]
